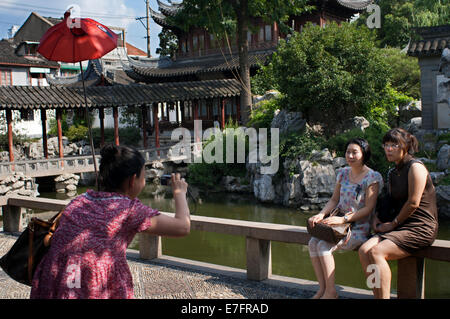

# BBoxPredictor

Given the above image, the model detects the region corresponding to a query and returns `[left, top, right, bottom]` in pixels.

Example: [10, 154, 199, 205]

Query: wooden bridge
[1, 195, 449, 299]
[0, 142, 202, 178]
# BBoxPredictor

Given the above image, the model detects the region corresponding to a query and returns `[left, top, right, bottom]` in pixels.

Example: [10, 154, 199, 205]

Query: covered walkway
[0, 79, 241, 164]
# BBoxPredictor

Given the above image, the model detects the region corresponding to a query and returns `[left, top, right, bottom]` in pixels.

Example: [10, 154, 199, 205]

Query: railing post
[397, 256, 425, 299]
[2, 204, 23, 233]
[246, 237, 271, 281]
[139, 233, 162, 260]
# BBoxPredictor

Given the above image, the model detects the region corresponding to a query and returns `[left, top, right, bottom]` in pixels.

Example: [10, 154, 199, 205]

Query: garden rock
[437, 144, 450, 171]
[436, 185, 450, 220]
[271, 109, 306, 135]
[253, 174, 276, 202]
[343, 116, 370, 132]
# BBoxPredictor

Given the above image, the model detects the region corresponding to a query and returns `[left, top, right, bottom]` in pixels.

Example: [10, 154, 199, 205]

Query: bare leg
[368, 239, 410, 299]
[317, 240, 338, 299]
[308, 238, 326, 299]
[358, 236, 382, 298]
[310, 256, 326, 299]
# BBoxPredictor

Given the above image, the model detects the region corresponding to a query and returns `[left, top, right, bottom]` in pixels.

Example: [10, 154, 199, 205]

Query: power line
[0, 2, 138, 20]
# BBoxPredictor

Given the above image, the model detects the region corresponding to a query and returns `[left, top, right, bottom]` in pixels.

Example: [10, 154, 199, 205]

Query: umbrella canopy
[37, 10, 118, 63]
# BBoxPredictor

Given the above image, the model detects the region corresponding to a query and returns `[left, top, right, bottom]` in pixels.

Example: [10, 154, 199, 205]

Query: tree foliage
[156, 27, 179, 58]
[253, 22, 390, 135]
[355, 0, 450, 48]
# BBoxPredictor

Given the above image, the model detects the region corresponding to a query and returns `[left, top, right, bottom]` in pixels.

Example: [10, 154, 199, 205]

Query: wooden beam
[221, 98, 226, 129]
[113, 107, 119, 146]
[41, 109, 48, 159]
[142, 105, 148, 148]
[153, 103, 160, 155]
[5, 109, 14, 163]
[397, 256, 425, 299]
[99, 107, 105, 147]
[56, 108, 64, 160]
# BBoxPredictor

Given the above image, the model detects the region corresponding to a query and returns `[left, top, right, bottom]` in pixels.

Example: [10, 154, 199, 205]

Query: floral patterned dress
[30, 190, 160, 299]
[335, 167, 383, 250]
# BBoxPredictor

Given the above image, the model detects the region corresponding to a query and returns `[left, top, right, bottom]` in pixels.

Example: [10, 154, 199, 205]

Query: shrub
[248, 97, 281, 129]
[252, 22, 390, 136]
[91, 127, 141, 147]
[187, 122, 248, 188]
[325, 123, 391, 177]
[66, 124, 88, 142]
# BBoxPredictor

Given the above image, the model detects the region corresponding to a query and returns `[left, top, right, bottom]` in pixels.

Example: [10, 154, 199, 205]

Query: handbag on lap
[0, 210, 63, 286]
[306, 207, 352, 244]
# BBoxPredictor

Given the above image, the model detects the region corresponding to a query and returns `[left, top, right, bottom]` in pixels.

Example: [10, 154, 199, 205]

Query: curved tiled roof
[408, 25, 450, 57]
[126, 50, 274, 81]
[335, 0, 373, 10]
[0, 79, 242, 109]
[157, 0, 183, 17]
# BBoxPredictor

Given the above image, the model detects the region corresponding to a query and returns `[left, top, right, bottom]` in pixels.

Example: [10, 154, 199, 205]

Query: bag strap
[27, 223, 34, 285]
[28, 209, 64, 284]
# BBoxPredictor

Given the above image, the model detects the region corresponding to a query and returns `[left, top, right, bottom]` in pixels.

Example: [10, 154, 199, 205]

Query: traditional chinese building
[124, 0, 372, 127]
[408, 25, 450, 130]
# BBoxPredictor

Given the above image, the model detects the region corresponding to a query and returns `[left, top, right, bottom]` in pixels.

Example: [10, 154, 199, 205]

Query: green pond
[37, 184, 450, 299]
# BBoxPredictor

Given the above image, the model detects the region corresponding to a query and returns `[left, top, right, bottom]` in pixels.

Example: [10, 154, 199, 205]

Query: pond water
[38, 184, 450, 298]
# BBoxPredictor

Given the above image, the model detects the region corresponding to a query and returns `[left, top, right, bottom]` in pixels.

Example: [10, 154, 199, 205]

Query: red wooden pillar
[113, 107, 119, 146]
[221, 98, 226, 129]
[56, 109, 64, 159]
[273, 21, 279, 45]
[41, 109, 48, 159]
[5, 109, 14, 163]
[141, 105, 148, 148]
[99, 107, 105, 147]
[153, 103, 160, 155]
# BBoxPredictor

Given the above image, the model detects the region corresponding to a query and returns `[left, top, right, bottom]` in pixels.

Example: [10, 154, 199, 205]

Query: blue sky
[0, 0, 163, 56]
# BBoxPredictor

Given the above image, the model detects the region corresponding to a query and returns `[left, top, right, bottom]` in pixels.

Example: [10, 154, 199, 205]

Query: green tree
[355, 0, 450, 48]
[380, 47, 421, 99]
[156, 27, 179, 58]
[169, 0, 312, 123]
[254, 22, 390, 136]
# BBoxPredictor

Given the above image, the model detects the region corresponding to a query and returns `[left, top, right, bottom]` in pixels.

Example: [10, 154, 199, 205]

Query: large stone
[271, 109, 306, 136]
[283, 174, 303, 207]
[437, 144, 450, 171]
[344, 116, 370, 132]
[299, 159, 336, 199]
[436, 185, 450, 220]
[253, 174, 276, 202]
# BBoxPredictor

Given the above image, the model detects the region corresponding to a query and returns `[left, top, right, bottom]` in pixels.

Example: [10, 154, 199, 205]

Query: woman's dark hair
[98, 144, 145, 192]
[382, 128, 419, 155]
[345, 138, 371, 164]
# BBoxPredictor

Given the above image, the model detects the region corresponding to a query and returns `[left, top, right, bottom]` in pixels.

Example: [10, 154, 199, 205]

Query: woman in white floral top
[307, 138, 383, 299]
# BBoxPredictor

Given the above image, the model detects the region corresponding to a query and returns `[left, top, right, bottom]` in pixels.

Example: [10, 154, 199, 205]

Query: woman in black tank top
[358, 128, 438, 299]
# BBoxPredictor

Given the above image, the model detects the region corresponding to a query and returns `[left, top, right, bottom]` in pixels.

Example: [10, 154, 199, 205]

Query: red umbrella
[38, 9, 119, 188]
[37, 10, 118, 62]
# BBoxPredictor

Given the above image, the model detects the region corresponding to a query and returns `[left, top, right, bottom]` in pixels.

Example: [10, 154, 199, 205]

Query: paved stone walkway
[0, 232, 372, 299]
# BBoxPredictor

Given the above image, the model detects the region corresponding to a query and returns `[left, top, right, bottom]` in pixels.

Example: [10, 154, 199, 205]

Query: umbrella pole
[80, 61, 99, 190]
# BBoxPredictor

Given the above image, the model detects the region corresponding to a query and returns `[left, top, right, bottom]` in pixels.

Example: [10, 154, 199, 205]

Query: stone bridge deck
[0, 233, 372, 299]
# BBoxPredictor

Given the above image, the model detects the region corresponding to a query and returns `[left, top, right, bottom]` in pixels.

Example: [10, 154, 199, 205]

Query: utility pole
[136, 0, 151, 57]
[146, 0, 151, 57]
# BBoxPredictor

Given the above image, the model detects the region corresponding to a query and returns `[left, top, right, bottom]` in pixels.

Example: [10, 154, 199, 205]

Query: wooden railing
[0, 142, 203, 178]
[1, 195, 449, 299]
